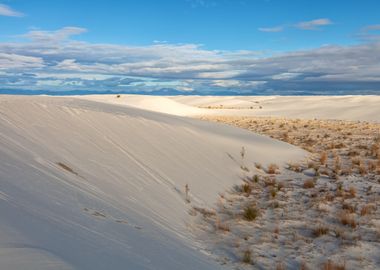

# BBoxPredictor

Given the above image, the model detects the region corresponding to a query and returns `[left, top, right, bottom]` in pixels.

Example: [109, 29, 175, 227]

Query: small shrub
[254, 162, 262, 169]
[242, 249, 252, 264]
[351, 157, 361, 166]
[276, 262, 286, 270]
[342, 202, 355, 213]
[270, 187, 277, 198]
[252, 174, 259, 183]
[267, 163, 279, 174]
[348, 186, 356, 197]
[339, 212, 357, 228]
[359, 163, 367, 175]
[320, 152, 328, 165]
[303, 179, 315, 189]
[360, 204, 375, 216]
[323, 259, 346, 270]
[243, 206, 258, 221]
[242, 183, 252, 195]
[313, 225, 329, 237]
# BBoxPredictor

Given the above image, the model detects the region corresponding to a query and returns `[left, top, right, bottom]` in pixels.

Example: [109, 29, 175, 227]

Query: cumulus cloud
[1, 26, 380, 94]
[0, 4, 23, 17]
[295, 18, 333, 30]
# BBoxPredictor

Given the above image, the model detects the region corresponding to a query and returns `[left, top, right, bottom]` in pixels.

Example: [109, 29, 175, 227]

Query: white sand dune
[0, 95, 305, 270]
[171, 95, 380, 121]
[77, 95, 380, 121]
[78, 94, 206, 116]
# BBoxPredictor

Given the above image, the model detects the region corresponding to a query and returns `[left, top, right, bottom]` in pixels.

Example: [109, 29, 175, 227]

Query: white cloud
[1, 26, 380, 94]
[357, 24, 380, 42]
[295, 18, 333, 30]
[0, 4, 23, 17]
[21, 27, 87, 42]
[0, 53, 44, 69]
[258, 26, 284, 32]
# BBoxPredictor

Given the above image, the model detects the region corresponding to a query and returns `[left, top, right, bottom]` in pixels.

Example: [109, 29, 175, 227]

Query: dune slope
[0, 96, 305, 269]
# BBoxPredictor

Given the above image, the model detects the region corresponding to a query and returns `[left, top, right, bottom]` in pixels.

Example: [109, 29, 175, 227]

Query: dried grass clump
[342, 202, 355, 213]
[351, 157, 361, 166]
[320, 152, 328, 165]
[242, 249, 253, 264]
[339, 212, 357, 228]
[242, 183, 252, 195]
[269, 187, 277, 198]
[313, 225, 329, 237]
[251, 174, 259, 183]
[243, 206, 259, 221]
[360, 204, 376, 216]
[303, 179, 315, 189]
[367, 161, 377, 172]
[264, 177, 276, 187]
[267, 163, 279, 174]
[275, 262, 286, 270]
[358, 163, 367, 175]
[323, 259, 346, 270]
[348, 186, 356, 197]
[334, 156, 341, 173]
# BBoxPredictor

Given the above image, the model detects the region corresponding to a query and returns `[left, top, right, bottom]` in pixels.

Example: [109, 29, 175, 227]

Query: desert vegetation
[191, 117, 380, 269]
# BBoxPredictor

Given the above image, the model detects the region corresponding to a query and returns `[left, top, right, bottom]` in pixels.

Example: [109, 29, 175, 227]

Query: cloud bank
[1, 27, 380, 94]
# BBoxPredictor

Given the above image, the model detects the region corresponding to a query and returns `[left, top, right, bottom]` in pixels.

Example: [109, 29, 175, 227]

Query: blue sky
[1, 0, 380, 94]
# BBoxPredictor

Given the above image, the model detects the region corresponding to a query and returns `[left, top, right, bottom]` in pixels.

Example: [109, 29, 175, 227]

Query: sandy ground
[1, 94, 378, 269]
[0, 95, 304, 270]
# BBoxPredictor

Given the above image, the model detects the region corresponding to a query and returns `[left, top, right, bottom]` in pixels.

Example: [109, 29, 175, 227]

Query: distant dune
[79, 94, 380, 121]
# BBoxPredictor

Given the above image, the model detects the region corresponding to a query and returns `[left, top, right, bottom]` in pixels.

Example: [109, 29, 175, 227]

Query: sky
[0, 0, 380, 95]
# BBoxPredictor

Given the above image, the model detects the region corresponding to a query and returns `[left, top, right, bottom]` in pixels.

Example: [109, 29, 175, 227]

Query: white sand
[171, 95, 380, 121]
[79, 94, 380, 121]
[0, 95, 305, 270]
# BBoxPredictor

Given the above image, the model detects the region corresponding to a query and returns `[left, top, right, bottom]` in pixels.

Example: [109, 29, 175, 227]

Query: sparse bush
[342, 202, 355, 213]
[252, 174, 259, 183]
[242, 249, 252, 264]
[267, 163, 279, 174]
[303, 179, 315, 189]
[339, 212, 357, 228]
[351, 157, 361, 166]
[276, 262, 286, 270]
[320, 152, 328, 165]
[313, 225, 329, 237]
[360, 204, 376, 216]
[359, 163, 367, 175]
[254, 162, 262, 169]
[243, 206, 258, 221]
[348, 186, 356, 197]
[242, 183, 252, 195]
[270, 187, 277, 198]
[323, 259, 346, 270]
